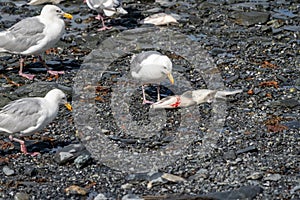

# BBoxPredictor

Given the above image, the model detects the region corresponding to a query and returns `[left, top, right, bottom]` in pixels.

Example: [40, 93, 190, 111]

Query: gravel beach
[0, 0, 299, 199]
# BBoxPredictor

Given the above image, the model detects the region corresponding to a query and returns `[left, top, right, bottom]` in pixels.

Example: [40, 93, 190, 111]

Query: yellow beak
[167, 72, 174, 84]
[63, 13, 73, 20]
[65, 102, 73, 111]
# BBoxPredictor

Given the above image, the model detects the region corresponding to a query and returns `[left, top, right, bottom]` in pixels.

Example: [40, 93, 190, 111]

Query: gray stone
[3, 166, 14, 176]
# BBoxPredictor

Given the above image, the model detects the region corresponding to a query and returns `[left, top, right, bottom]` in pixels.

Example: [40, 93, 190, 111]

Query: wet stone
[231, 11, 270, 26]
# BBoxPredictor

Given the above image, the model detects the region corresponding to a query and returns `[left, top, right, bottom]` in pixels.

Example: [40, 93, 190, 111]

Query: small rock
[74, 153, 92, 168]
[290, 185, 300, 194]
[24, 167, 37, 177]
[161, 173, 187, 183]
[247, 172, 264, 180]
[94, 193, 108, 200]
[232, 11, 270, 26]
[141, 13, 178, 26]
[236, 145, 258, 155]
[122, 194, 143, 200]
[188, 168, 209, 180]
[3, 165, 14, 176]
[223, 150, 237, 160]
[53, 143, 86, 165]
[202, 185, 263, 199]
[14, 192, 29, 200]
[282, 121, 300, 129]
[279, 99, 300, 108]
[121, 183, 133, 190]
[264, 174, 282, 181]
[65, 185, 87, 196]
[155, 0, 176, 7]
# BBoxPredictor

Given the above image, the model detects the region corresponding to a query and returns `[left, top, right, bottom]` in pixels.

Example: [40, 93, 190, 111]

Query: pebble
[74, 153, 92, 168]
[231, 11, 270, 26]
[236, 146, 258, 155]
[3, 165, 14, 176]
[94, 193, 108, 200]
[247, 172, 264, 180]
[122, 194, 143, 200]
[264, 174, 282, 181]
[53, 143, 86, 165]
[14, 192, 29, 200]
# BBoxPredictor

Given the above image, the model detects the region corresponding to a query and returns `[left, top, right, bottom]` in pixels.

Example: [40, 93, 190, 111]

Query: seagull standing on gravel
[130, 51, 175, 104]
[0, 5, 73, 80]
[0, 89, 72, 156]
[84, 0, 128, 31]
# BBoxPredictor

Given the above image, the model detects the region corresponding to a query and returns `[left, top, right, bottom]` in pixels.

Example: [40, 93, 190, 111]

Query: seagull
[27, 0, 64, 5]
[130, 51, 175, 104]
[84, 0, 128, 31]
[0, 5, 73, 80]
[0, 89, 72, 155]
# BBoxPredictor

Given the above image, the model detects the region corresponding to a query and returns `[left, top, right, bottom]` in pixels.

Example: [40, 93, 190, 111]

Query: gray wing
[130, 51, 162, 74]
[86, 0, 106, 11]
[0, 98, 45, 134]
[0, 17, 45, 54]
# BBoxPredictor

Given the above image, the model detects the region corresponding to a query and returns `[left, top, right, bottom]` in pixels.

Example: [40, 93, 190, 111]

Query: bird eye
[56, 9, 62, 13]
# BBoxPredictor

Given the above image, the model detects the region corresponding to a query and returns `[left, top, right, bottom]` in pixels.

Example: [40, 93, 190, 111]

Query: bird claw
[142, 100, 154, 104]
[47, 70, 65, 75]
[20, 143, 40, 156]
[97, 26, 112, 31]
[18, 72, 35, 80]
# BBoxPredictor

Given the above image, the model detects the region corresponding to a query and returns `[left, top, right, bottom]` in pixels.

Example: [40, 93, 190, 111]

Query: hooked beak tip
[63, 13, 73, 20]
[167, 73, 174, 85]
[64, 102, 73, 111]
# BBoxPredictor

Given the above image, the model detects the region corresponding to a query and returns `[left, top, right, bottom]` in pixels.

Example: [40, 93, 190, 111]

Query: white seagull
[84, 0, 128, 31]
[130, 51, 175, 104]
[0, 5, 73, 80]
[0, 89, 72, 155]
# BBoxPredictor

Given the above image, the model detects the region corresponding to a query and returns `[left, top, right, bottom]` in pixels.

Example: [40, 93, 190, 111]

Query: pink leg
[95, 14, 112, 31]
[157, 85, 161, 101]
[9, 135, 40, 156]
[38, 56, 64, 76]
[142, 85, 154, 104]
[18, 57, 35, 80]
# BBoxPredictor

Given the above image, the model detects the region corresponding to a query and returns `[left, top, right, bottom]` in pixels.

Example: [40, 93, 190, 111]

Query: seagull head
[40, 5, 73, 20]
[158, 55, 174, 84]
[45, 89, 72, 111]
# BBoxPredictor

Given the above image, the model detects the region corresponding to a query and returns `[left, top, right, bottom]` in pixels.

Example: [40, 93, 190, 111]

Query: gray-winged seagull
[0, 89, 72, 155]
[130, 51, 175, 104]
[84, 0, 127, 31]
[0, 5, 73, 80]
